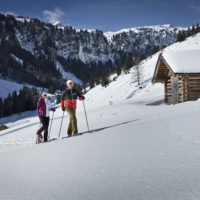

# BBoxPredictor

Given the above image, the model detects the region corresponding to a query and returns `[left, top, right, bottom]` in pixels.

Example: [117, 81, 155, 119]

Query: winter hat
[67, 80, 73, 85]
[43, 92, 47, 97]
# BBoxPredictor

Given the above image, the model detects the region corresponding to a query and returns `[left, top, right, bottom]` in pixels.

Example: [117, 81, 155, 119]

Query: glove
[51, 108, 56, 112]
[62, 107, 65, 112]
[79, 96, 85, 101]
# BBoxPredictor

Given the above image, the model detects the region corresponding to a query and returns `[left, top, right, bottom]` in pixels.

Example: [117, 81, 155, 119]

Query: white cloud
[43, 7, 64, 23]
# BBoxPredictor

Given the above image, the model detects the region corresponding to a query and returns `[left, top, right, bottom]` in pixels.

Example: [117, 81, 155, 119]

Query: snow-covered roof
[162, 49, 200, 73]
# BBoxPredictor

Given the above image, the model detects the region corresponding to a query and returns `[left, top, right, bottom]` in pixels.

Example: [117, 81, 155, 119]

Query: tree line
[85, 52, 147, 90]
[177, 24, 200, 42]
[0, 87, 39, 118]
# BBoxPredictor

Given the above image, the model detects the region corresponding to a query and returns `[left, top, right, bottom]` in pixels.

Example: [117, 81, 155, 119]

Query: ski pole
[48, 111, 55, 139]
[83, 100, 90, 133]
[58, 111, 65, 139]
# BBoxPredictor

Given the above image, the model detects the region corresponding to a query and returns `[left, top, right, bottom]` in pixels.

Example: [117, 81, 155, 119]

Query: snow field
[1, 98, 200, 199]
[0, 33, 200, 200]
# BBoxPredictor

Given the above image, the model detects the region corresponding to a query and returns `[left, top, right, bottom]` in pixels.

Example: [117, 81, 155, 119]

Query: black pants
[37, 116, 50, 142]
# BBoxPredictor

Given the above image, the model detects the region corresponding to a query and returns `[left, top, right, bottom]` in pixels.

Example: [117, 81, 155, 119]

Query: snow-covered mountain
[0, 13, 185, 87]
[15, 19, 183, 64]
[0, 33, 200, 200]
[104, 24, 184, 51]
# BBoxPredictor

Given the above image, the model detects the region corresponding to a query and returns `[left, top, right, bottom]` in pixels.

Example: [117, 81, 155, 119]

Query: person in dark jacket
[37, 92, 55, 142]
[61, 80, 85, 137]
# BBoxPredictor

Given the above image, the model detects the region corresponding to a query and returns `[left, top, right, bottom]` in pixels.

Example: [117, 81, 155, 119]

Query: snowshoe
[36, 133, 43, 144]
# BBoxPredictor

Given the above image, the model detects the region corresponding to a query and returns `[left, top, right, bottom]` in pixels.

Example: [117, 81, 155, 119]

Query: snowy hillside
[55, 61, 82, 84]
[85, 33, 200, 109]
[0, 100, 200, 200]
[0, 31, 200, 200]
[1, 84, 200, 199]
[0, 79, 45, 99]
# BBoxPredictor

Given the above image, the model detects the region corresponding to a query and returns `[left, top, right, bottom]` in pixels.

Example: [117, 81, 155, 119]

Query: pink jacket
[37, 98, 46, 117]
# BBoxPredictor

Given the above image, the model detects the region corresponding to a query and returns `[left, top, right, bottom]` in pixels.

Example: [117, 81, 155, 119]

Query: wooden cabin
[152, 50, 200, 104]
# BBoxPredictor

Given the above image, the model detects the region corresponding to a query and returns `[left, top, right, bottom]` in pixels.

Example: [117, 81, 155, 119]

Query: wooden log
[188, 80, 200, 83]
[188, 92, 200, 95]
[188, 76, 200, 79]
[188, 95, 200, 98]
[189, 81, 200, 84]
[188, 86, 200, 89]
[189, 90, 200, 93]
[188, 84, 200, 89]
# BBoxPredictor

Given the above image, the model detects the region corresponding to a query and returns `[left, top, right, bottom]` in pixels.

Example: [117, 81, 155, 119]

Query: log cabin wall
[186, 75, 200, 101]
[165, 75, 200, 104]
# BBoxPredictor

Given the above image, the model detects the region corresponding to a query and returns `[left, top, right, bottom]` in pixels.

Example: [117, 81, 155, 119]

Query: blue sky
[1, 0, 200, 31]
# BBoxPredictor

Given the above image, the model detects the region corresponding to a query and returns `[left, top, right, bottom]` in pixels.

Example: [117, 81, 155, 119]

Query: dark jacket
[61, 88, 83, 109]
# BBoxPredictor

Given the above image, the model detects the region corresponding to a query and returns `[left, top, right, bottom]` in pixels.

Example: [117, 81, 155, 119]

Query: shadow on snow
[82, 119, 139, 134]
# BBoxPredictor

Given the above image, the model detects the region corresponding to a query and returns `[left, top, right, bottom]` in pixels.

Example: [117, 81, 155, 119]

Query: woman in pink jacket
[36, 93, 55, 142]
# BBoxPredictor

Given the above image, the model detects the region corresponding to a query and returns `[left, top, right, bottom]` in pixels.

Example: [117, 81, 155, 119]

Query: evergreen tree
[177, 31, 186, 42]
[32, 88, 39, 110]
[187, 27, 191, 37]
[7, 94, 13, 116]
[196, 23, 200, 33]
[18, 89, 24, 113]
[116, 65, 122, 76]
[0, 87, 39, 117]
[101, 71, 109, 87]
[48, 85, 55, 94]
[12, 90, 18, 114]
[139, 54, 146, 61]
[192, 25, 195, 35]
[124, 53, 133, 72]
[95, 77, 100, 85]
[132, 58, 143, 86]
[0, 97, 3, 118]
[89, 78, 95, 89]
[3, 94, 13, 117]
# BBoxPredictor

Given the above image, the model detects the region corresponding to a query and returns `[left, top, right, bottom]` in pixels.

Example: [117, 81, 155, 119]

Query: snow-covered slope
[85, 33, 200, 109]
[55, 61, 82, 84]
[1, 89, 200, 200]
[0, 79, 25, 99]
[0, 33, 200, 200]
[85, 55, 163, 109]
[0, 78, 46, 99]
